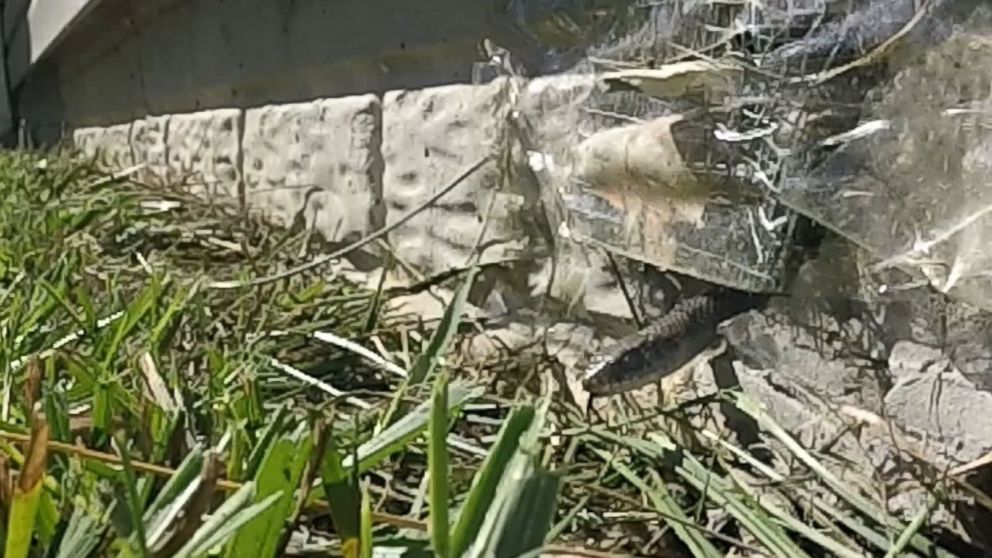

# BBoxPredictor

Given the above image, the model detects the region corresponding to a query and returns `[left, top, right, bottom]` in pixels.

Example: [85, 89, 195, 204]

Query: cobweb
[493, 0, 992, 311]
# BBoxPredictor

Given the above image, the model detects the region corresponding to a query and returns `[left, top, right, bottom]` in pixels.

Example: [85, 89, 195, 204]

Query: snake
[581, 289, 771, 396]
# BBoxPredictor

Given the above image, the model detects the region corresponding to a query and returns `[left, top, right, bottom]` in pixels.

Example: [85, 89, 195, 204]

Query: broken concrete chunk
[720, 306, 887, 407]
[884, 341, 992, 467]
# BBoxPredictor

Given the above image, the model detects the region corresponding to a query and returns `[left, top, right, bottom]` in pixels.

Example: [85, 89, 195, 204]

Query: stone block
[129, 115, 170, 186]
[242, 95, 384, 242]
[72, 122, 134, 171]
[164, 108, 243, 200]
[382, 78, 535, 275]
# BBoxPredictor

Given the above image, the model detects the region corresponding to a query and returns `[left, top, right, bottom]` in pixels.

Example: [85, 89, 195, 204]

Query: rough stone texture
[129, 115, 170, 186]
[72, 123, 134, 171]
[242, 95, 384, 242]
[164, 108, 243, 200]
[528, 248, 629, 320]
[516, 74, 596, 205]
[715, 266, 991, 459]
[383, 78, 535, 274]
[854, 247, 992, 391]
[946, 303, 992, 391]
[720, 305, 888, 407]
[707, 296, 992, 527]
[884, 341, 992, 467]
[731, 362, 862, 452]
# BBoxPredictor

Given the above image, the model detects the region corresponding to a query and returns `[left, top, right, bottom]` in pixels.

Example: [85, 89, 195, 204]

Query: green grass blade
[320, 436, 361, 545]
[449, 406, 535, 557]
[883, 492, 941, 558]
[464, 394, 551, 558]
[116, 436, 150, 558]
[5, 477, 43, 558]
[142, 445, 205, 525]
[407, 267, 477, 386]
[467, 453, 532, 557]
[807, 495, 910, 554]
[224, 421, 314, 558]
[492, 468, 560, 558]
[677, 460, 810, 558]
[726, 468, 869, 558]
[703, 429, 883, 555]
[593, 427, 810, 558]
[148, 280, 199, 352]
[728, 392, 953, 558]
[143, 446, 207, 549]
[99, 277, 162, 370]
[193, 493, 285, 557]
[428, 370, 451, 558]
[378, 267, 478, 430]
[244, 403, 289, 478]
[172, 482, 279, 558]
[3, 413, 50, 558]
[359, 482, 373, 558]
[33, 491, 60, 551]
[344, 381, 484, 472]
[593, 448, 722, 558]
[43, 387, 71, 446]
[54, 506, 107, 558]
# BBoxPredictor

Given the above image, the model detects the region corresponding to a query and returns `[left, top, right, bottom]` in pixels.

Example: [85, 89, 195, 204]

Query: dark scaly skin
[582, 290, 770, 396]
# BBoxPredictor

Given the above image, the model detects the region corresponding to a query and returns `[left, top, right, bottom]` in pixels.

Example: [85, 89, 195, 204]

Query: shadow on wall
[7, 0, 564, 146]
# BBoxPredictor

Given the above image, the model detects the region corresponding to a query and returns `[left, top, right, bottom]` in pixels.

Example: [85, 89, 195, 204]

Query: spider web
[497, 0, 992, 311]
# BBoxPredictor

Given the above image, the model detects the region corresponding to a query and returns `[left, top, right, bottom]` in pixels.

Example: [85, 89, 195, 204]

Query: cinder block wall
[69, 74, 655, 324]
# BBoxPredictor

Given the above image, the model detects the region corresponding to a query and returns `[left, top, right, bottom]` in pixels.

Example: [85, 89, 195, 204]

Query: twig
[255, 328, 408, 379]
[9, 311, 126, 371]
[948, 450, 992, 478]
[207, 156, 492, 289]
[604, 251, 642, 329]
[790, 0, 933, 85]
[86, 162, 148, 187]
[266, 357, 372, 409]
[464, 181, 502, 268]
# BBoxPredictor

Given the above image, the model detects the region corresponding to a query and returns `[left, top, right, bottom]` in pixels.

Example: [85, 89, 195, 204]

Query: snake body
[582, 290, 770, 396]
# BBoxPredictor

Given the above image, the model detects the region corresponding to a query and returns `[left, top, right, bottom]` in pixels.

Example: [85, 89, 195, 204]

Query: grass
[0, 148, 985, 557]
